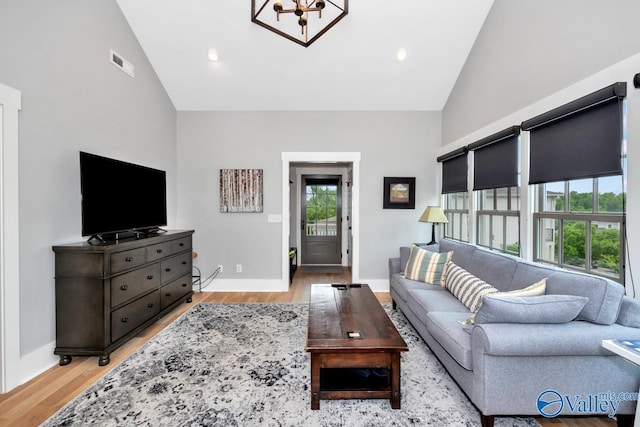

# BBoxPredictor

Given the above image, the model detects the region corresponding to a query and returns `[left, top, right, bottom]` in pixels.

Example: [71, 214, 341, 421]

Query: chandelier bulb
[316, 0, 325, 9]
[273, 0, 283, 12]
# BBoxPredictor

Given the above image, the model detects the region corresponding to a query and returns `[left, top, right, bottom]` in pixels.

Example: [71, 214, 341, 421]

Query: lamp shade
[419, 206, 448, 223]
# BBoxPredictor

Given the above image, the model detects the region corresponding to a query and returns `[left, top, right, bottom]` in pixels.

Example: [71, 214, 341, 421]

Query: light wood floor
[0, 268, 618, 426]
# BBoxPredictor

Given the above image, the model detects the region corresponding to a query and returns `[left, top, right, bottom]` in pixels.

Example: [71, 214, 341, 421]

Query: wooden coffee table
[306, 284, 408, 409]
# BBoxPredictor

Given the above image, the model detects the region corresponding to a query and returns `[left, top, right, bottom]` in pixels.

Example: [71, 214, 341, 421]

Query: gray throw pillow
[474, 294, 589, 324]
[616, 296, 640, 328]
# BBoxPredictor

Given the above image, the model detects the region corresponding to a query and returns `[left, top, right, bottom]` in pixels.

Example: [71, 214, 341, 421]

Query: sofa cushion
[494, 278, 546, 297]
[616, 296, 640, 328]
[474, 294, 588, 324]
[403, 245, 453, 286]
[391, 273, 445, 303]
[458, 278, 547, 327]
[439, 239, 476, 272]
[546, 272, 624, 325]
[467, 248, 518, 291]
[426, 312, 474, 370]
[406, 288, 468, 325]
[445, 263, 498, 312]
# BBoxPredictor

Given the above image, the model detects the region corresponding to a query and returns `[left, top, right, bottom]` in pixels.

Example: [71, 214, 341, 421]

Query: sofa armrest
[389, 257, 401, 277]
[471, 321, 640, 357]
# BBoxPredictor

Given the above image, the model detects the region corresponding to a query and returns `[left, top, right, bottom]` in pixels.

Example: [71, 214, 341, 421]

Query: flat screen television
[80, 151, 167, 238]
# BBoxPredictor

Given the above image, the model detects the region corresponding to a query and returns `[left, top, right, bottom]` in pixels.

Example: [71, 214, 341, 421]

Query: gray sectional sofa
[389, 239, 640, 427]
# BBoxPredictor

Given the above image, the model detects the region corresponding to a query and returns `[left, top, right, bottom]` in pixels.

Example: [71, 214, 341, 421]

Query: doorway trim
[0, 83, 21, 393]
[281, 152, 360, 288]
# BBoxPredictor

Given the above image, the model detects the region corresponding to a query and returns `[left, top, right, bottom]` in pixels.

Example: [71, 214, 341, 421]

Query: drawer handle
[125, 257, 133, 262]
[147, 275, 154, 280]
[121, 317, 129, 323]
[165, 268, 171, 272]
[179, 243, 185, 247]
[148, 303, 154, 308]
[156, 249, 163, 253]
[165, 292, 172, 297]
[181, 282, 187, 287]
[120, 285, 128, 291]
[182, 261, 187, 265]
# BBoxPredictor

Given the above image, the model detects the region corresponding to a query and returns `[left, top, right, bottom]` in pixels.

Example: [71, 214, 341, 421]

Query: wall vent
[110, 49, 135, 78]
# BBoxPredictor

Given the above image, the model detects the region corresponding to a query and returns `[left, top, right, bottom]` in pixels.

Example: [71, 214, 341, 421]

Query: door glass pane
[492, 215, 504, 250]
[306, 184, 337, 236]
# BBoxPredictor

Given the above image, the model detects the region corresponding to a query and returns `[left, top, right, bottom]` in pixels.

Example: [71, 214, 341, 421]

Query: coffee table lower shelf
[309, 351, 402, 410]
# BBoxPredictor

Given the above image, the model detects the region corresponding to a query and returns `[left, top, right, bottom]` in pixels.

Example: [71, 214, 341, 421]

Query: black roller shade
[437, 147, 468, 194]
[468, 126, 520, 191]
[522, 83, 625, 185]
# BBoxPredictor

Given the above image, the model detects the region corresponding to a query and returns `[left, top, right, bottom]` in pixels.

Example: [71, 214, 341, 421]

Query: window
[524, 83, 626, 283]
[443, 191, 469, 242]
[477, 187, 520, 255]
[469, 126, 521, 255]
[534, 177, 625, 281]
[438, 147, 469, 242]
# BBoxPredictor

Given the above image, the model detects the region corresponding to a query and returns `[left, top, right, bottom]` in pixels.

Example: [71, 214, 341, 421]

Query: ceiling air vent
[110, 49, 135, 78]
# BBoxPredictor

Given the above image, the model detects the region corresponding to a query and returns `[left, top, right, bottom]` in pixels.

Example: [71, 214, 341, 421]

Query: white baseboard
[200, 279, 289, 293]
[201, 278, 390, 293]
[15, 341, 58, 391]
[360, 279, 390, 293]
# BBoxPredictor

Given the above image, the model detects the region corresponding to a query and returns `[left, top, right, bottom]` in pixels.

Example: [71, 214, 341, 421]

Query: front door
[301, 176, 342, 264]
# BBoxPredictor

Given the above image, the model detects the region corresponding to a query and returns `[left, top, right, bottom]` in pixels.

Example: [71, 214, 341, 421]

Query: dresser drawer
[161, 273, 192, 309]
[111, 290, 160, 342]
[161, 252, 191, 283]
[111, 247, 146, 274]
[147, 242, 171, 263]
[171, 236, 191, 254]
[110, 264, 161, 308]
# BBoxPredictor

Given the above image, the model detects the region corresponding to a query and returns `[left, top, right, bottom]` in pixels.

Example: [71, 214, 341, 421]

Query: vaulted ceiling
[115, 0, 494, 111]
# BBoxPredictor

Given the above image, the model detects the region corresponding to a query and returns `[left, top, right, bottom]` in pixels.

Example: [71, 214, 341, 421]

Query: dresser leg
[59, 355, 72, 366]
[186, 297, 193, 303]
[98, 355, 110, 366]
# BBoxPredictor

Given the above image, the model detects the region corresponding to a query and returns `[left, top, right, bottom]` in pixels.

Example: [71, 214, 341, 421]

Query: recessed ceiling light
[396, 48, 408, 61]
[208, 48, 219, 62]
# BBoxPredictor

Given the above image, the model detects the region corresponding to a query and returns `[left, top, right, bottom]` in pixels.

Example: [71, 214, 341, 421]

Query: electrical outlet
[236, 264, 242, 273]
[217, 264, 223, 273]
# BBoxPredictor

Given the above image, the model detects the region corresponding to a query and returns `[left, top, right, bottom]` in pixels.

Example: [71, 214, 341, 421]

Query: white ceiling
[116, 0, 494, 111]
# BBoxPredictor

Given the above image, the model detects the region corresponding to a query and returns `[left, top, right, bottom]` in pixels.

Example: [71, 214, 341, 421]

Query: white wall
[177, 111, 442, 290]
[443, 0, 640, 144]
[0, 0, 177, 385]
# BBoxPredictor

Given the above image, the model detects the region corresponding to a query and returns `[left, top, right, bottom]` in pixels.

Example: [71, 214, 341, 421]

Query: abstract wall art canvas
[220, 169, 264, 213]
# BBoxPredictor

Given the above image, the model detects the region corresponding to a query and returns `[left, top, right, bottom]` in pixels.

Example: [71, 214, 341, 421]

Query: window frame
[533, 179, 625, 283]
[476, 187, 521, 256]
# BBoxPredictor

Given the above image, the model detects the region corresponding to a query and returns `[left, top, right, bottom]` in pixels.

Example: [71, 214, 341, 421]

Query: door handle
[301, 219, 305, 231]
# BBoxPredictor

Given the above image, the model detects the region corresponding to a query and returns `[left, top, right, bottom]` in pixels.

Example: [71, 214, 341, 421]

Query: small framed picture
[383, 177, 415, 209]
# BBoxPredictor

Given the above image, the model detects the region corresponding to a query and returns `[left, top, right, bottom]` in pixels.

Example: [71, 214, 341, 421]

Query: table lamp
[419, 206, 448, 245]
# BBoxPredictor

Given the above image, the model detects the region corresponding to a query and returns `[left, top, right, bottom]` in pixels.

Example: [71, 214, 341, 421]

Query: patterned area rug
[43, 303, 540, 426]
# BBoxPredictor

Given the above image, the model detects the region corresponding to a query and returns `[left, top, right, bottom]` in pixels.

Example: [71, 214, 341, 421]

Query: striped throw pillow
[403, 245, 453, 286]
[445, 263, 498, 312]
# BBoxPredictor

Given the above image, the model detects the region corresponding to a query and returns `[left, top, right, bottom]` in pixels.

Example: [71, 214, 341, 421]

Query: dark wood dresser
[52, 230, 195, 366]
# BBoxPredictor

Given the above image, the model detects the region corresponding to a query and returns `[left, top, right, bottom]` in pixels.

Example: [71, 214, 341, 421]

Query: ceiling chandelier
[251, 0, 349, 47]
